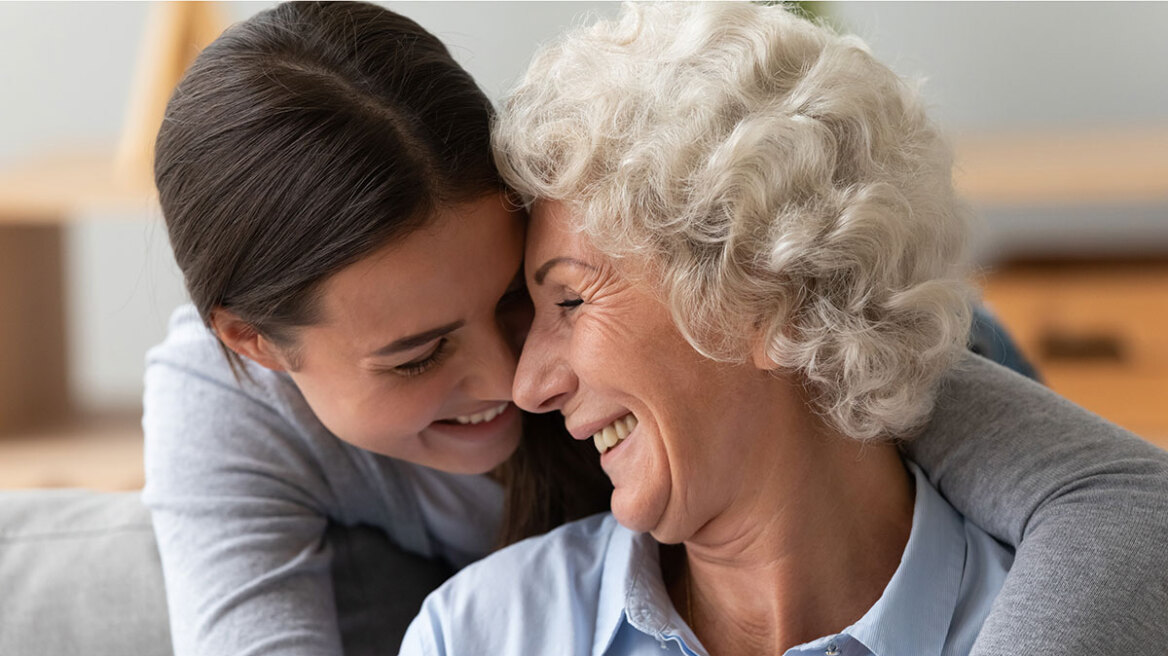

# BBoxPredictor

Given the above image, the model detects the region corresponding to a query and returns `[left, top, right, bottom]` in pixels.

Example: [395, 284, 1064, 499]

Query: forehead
[527, 200, 658, 286]
[317, 194, 522, 339]
[527, 200, 589, 262]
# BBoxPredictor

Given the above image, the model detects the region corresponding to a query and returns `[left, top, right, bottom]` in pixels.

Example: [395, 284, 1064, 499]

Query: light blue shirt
[400, 462, 1013, 656]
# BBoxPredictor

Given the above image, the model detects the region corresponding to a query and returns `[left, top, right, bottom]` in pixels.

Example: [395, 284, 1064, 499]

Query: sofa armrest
[0, 490, 171, 656]
[0, 489, 453, 656]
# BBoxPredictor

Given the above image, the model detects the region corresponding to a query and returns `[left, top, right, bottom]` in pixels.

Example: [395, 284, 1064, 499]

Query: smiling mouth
[594, 414, 638, 454]
[440, 402, 511, 426]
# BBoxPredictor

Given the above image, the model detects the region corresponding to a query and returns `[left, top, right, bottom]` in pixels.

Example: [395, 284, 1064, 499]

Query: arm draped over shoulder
[904, 354, 1168, 654]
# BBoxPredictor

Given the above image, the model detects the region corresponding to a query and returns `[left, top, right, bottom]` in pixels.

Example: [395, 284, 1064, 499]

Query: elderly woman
[399, 4, 1156, 655]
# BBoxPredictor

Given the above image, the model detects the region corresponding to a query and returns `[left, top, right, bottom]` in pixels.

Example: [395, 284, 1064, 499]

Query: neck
[671, 435, 913, 656]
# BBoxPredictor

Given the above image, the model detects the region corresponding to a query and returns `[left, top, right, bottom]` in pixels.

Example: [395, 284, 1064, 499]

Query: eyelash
[393, 338, 450, 378]
[556, 298, 583, 310]
[385, 280, 523, 380]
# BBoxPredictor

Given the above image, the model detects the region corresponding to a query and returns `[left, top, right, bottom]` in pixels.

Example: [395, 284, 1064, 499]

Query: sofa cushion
[0, 490, 171, 656]
[0, 490, 453, 656]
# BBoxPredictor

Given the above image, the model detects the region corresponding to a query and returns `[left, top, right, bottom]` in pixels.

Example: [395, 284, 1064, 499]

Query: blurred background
[1, 1, 1165, 490]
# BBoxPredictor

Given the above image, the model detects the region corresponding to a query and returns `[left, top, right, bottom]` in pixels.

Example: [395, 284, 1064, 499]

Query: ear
[750, 327, 781, 371]
[210, 308, 289, 372]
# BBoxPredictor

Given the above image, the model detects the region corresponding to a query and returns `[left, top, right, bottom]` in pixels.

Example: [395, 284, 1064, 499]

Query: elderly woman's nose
[513, 326, 575, 413]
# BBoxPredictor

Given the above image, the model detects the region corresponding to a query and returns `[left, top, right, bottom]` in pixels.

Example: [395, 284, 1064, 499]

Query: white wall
[828, 2, 1168, 261]
[0, 1, 1164, 411]
[831, 2, 1168, 133]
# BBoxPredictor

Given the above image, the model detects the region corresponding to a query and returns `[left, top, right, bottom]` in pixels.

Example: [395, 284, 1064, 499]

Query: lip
[567, 411, 635, 441]
[428, 402, 519, 440]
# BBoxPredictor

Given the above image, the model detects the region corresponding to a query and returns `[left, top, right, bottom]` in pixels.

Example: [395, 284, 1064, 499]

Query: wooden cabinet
[958, 125, 1168, 449]
[981, 260, 1168, 447]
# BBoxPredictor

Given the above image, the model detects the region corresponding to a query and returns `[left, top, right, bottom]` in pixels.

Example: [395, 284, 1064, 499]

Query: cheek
[297, 372, 448, 453]
[360, 375, 454, 438]
[609, 431, 673, 534]
[568, 312, 649, 378]
[590, 331, 724, 537]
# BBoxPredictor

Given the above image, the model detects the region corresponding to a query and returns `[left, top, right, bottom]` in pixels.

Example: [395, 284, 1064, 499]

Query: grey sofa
[0, 490, 452, 656]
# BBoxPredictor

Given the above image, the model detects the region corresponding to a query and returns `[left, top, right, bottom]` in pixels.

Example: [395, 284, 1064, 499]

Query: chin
[610, 488, 669, 537]
[648, 524, 690, 545]
[448, 431, 522, 475]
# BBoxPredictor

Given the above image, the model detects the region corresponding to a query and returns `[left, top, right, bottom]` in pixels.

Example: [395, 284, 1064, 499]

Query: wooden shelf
[0, 2, 228, 225]
[953, 125, 1168, 206]
[0, 150, 157, 223]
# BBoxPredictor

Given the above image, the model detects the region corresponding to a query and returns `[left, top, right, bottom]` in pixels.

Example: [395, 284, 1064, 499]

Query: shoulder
[402, 513, 619, 655]
[944, 517, 1014, 654]
[959, 519, 1013, 599]
[930, 353, 1136, 445]
[432, 512, 615, 604]
[142, 304, 328, 465]
[141, 305, 379, 519]
[145, 304, 303, 413]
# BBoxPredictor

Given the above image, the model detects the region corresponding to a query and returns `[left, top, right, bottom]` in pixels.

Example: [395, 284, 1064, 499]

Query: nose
[512, 320, 575, 413]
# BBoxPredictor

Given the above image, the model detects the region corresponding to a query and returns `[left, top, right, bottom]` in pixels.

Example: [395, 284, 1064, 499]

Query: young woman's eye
[392, 338, 450, 377]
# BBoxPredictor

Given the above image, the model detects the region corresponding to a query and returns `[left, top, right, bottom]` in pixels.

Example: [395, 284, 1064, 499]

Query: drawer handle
[1038, 331, 1126, 363]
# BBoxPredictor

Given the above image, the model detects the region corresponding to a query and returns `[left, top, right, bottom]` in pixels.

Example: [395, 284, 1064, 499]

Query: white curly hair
[494, 2, 973, 441]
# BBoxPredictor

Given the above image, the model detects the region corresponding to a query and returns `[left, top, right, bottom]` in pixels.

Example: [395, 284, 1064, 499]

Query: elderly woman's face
[514, 201, 813, 542]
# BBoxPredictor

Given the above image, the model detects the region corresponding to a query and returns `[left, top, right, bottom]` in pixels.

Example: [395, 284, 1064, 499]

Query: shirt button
[825, 644, 839, 656]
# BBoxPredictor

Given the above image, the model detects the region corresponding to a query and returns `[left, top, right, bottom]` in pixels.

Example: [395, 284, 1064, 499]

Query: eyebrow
[368, 320, 465, 357]
[533, 257, 597, 285]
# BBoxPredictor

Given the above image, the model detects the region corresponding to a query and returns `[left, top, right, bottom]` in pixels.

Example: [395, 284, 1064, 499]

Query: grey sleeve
[903, 354, 1168, 654]
[142, 360, 345, 656]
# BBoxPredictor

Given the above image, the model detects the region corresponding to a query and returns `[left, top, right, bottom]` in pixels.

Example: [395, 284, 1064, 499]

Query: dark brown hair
[154, 1, 608, 546]
[496, 412, 613, 547]
[156, 1, 499, 365]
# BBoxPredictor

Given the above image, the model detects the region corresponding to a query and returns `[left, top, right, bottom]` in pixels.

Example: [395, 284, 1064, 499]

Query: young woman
[143, 2, 1168, 655]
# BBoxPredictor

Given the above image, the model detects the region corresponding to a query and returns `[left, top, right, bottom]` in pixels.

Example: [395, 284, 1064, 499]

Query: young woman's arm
[904, 354, 1168, 654]
[143, 333, 351, 656]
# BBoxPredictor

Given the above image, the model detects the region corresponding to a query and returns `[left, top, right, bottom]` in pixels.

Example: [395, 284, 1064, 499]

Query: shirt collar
[591, 461, 967, 656]
[592, 517, 704, 656]
[592, 515, 629, 656]
[843, 461, 968, 656]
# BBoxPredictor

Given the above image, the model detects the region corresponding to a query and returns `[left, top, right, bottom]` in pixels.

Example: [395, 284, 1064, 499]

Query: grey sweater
[142, 305, 1168, 655]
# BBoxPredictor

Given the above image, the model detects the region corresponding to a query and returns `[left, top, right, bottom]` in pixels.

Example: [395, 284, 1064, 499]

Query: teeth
[613, 417, 630, 441]
[453, 402, 509, 425]
[593, 414, 638, 454]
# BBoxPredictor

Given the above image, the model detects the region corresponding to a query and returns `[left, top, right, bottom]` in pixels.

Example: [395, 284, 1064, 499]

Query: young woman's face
[276, 193, 529, 474]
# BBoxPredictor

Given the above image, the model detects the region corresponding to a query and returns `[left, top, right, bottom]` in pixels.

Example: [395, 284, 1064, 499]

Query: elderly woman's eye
[555, 298, 583, 310]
